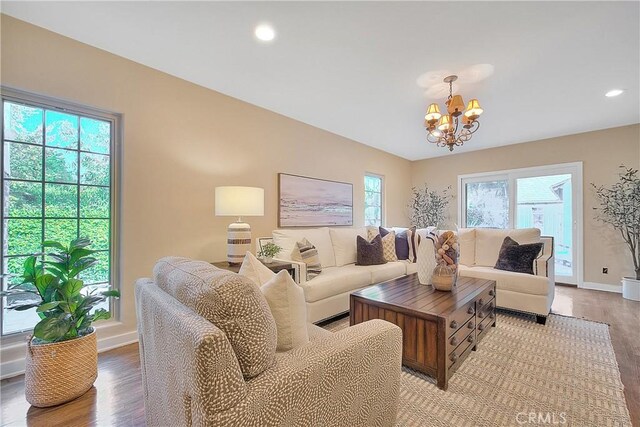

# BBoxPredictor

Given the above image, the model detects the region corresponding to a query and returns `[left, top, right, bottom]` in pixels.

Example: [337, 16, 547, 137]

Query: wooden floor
[1, 285, 638, 426]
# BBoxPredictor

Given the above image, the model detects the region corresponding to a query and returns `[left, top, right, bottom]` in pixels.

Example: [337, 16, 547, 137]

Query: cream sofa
[418, 228, 555, 324]
[271, 227, 424, 323]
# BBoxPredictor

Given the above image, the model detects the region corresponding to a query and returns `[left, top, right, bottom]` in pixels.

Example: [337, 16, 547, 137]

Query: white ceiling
[2, 1, 639, 160]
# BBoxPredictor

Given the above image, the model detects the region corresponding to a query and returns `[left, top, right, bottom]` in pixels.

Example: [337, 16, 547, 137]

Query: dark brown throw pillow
[356, 235, 387, 266]
[494, 236, 543, 275]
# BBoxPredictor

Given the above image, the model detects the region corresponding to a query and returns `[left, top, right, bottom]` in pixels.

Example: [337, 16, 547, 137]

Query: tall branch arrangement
[592, 166, 640, 280]
[408, 185, 454, 229]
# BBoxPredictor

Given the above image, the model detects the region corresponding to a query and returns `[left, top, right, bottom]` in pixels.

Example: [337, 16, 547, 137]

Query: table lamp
[215, 186, 265, 265]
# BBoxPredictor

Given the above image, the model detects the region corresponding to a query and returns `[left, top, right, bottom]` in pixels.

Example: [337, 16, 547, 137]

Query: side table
[212, 260, 297, 280]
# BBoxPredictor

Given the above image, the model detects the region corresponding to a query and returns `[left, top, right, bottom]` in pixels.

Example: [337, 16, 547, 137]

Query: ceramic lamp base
[227, 221, 251, 265]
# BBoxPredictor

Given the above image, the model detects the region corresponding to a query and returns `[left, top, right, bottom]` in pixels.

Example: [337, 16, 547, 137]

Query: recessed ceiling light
[254, 24, 275, 42]
[605, 89, 624, 97]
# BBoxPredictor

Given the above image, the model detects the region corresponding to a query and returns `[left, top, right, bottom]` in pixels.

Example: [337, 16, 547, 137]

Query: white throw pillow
[260, 270, 309, 352]
[239, 252, 275, 286]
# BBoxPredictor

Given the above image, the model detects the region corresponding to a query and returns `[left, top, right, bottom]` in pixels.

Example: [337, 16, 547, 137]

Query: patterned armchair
[135, 265, 402, 427]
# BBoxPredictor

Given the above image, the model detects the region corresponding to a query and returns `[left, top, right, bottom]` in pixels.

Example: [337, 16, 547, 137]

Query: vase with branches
[408, 185, 455, 229]
[592, 165, 640, 285]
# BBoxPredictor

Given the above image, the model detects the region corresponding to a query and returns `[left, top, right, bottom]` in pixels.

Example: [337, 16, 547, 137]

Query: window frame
[364, 173, 384, 227]
[457, 162, 583, 286]
[0, 86, 122, 339]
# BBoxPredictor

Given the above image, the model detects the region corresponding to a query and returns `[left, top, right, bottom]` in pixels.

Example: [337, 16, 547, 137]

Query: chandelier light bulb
[464, 99, 483, 119]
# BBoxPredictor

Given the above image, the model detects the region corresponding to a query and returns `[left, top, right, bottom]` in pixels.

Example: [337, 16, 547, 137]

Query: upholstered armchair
[135, 259, 402, 427]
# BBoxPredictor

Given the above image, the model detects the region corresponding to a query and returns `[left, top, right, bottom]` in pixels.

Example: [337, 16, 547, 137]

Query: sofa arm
[216, 319, 402, 426]
[274, 257, 307, 285]
[535, 236, 555, 278]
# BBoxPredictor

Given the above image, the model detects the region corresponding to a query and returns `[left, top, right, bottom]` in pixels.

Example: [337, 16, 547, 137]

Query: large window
[459, 163, 582, 285]
[1, 90, 119, 335]
[364, 174, 383, 226]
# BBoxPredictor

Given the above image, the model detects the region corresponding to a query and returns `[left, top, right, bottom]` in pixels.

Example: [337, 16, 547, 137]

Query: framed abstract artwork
[278, 173, 353, 227]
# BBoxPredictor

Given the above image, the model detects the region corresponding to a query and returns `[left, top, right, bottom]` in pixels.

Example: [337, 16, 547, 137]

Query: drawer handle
[467, 306, 475, 315]
[478, 311, 485, 319]
[479, 298, 485, 306]
[478, 324, 485, 331]
[450, 336, 458, 346]
[489, 303, 495, 310]
[450, 353, 458, 363]
[489, 312, 495, 319]
[467, 335, 475, 343]
[489, 289, 495, 297]
[467, 321, 475, 329]
[450, 320, 458, 329]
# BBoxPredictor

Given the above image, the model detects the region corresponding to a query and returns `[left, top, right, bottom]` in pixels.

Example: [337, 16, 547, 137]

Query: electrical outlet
[602, 267, 608, 274]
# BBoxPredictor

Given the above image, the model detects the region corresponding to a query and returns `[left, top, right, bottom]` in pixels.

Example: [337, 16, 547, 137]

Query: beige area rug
[322, 313, 631, 427]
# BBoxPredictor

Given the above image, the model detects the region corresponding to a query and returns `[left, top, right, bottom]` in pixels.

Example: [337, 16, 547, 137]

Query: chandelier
[424, 75, 484, 151]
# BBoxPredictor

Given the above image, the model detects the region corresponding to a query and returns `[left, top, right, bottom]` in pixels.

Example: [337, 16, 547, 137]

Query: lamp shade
[464, 99, 483, 118]
[437, 115, 452, 131]
[447, 95, 465, 116]
[215, 186, 264, 216]
[424, 103, 442, 122]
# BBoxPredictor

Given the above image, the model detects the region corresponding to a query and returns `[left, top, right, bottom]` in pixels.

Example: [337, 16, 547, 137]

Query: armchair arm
[211, 320, 402, 426]
[135, 279, 247, 427]
[535, 236, 555, 278]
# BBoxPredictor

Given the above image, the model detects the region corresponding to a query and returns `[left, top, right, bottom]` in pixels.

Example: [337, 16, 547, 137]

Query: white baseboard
[580, 281, 622, 294]
[0, 331, 138, 380]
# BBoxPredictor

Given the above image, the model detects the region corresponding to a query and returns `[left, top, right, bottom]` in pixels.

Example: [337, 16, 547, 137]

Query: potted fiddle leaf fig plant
[592, 166, 640, 301]
[0, 238, 120, 407]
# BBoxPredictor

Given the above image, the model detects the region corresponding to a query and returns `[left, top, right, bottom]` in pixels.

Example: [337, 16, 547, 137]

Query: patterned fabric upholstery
[380, 230, 398, 262]
[153, 257, 277, 378]
[291, 238, 322, 280]
[136, 273, 403, 427]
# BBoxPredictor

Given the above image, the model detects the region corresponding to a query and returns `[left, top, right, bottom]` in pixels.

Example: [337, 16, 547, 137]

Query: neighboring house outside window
[1, 89, 119, 336]
[364, 174, 383, 227]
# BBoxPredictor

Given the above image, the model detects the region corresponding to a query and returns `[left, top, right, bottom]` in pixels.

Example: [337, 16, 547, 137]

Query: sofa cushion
[300, 265, 371, 303]
[260, 270, 309, 352]
[459, 265, 550, 296]
[291, 238, 322, 280]
[154, 257, 277, 378]
[366, 262, 406, 283]
[457, 228, 476, 266]
[272, 228, 336, 267]
[475, 228, 541, 267]
[329, 227, 367, 266]
[239, 251, 275, 286]
[494, 236, 543, 275]
[356, 235, 386, 266]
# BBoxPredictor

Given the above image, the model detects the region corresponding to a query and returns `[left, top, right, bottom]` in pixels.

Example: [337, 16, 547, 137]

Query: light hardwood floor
[1, 285, 638, 426]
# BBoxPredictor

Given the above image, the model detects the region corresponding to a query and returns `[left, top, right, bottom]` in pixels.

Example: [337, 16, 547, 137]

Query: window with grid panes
[1, 94, 117, 335]
[364, 174, 383, 226]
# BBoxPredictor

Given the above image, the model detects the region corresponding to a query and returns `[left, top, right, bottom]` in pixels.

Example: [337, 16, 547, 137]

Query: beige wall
[0, 15, 412, 373]
[411, 124, 640, 286]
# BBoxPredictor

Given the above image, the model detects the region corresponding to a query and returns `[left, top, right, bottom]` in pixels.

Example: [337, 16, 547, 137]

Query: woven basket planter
[25, 329, 97, 408]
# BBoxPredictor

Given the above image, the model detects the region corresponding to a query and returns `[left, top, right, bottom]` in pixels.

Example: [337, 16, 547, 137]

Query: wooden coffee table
[350, 273, 496, 390]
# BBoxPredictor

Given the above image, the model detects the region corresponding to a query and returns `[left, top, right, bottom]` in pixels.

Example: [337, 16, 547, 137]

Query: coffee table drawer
[448, 330, 475, 369]
[447, 300, 475, 337]
[477, 285, 496, 308]
[447, 317, 475, 353]
[477, 298, 496, 323]
[477, 313, 495, 342]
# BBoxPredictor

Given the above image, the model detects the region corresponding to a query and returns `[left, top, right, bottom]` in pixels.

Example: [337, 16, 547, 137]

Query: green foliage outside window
[2, 100, 115, 334]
